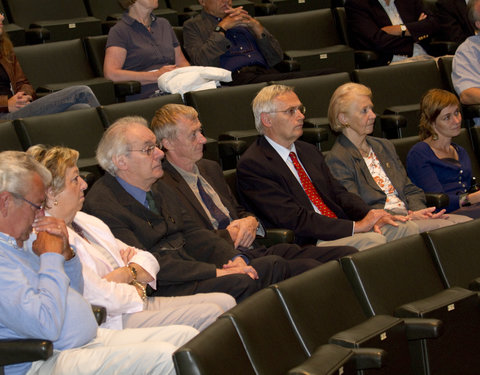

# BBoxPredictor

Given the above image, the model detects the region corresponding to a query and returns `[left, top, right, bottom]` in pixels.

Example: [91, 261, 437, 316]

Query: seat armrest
[379, 114, 407, 139]
[351, 347, 386, 370]
[303, 117, 329, 128]
[256, 228, 295, 246]
[402, 318, 444, 340]
[218, 140, 248, 159]
[354, 50, 380, 69]
[25, 28, 51, 44]
[275, 59, 300, 73]
[300, 128, 329, 144]
[425, 192, 449, 209]
[254, 3, 277, 16]
[114, 81, 141, 98]
[468, 277, 480, 291]
[0, 339, 53, 366]
[92, 305, 107, 325]
[288, 344, 356, 375]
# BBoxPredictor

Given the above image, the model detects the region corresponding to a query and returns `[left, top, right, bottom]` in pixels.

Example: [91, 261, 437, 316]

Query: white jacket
[69, 211, 160, 329]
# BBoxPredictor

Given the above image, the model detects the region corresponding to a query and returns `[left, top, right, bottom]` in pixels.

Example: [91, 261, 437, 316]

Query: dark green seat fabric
[14, 39, 116, 105]
[14, 108, 105, 174]
[422, 219, 480, 290]
[4, 0, 101, 42]
[272, 261, 413, 375]
[257, 10, 355, 73]
[0, 121, 23, 152]
[341, 235, 480, 375]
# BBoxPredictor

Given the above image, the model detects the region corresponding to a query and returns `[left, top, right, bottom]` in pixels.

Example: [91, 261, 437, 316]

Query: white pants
[27, 325, 198, 375]
[123, 292, 236, 331]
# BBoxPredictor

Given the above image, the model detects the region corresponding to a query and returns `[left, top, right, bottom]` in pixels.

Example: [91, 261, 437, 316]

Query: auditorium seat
[0, 2, 25, 46]
[252, 0, 331, 14]
[3, 0, 102, 42]
[423, 219, 480, 291]
[84, 35, 141, 100]
[257, 10, 355, 73]
[0, 339, 53, 375]
[14, 108, 105, 176]
[272, 261, 414, 375]
[0, 121, 23, 152]
[83, 0, 178, 31]
[341, 235, 480, 375]
[222, 287, 385, 374]
[353, 60, 447, 138]
[14, 39, 116, 105]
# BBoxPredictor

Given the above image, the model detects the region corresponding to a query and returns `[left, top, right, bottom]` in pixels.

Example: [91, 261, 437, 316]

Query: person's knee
[213, 293, 236, 311]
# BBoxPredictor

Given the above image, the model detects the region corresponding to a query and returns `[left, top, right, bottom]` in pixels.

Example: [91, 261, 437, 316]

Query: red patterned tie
[289, 152, 337, 218]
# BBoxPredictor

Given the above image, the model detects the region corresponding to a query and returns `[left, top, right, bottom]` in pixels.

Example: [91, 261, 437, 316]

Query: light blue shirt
[0, 232, 97, 375]
[116, 176, 149, 209]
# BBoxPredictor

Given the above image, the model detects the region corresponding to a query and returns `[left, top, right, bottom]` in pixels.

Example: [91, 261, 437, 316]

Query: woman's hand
[8, 91, 32, 113]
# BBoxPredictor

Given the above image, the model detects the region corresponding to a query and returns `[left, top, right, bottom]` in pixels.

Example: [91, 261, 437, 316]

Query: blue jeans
[0, 85, 100, 120]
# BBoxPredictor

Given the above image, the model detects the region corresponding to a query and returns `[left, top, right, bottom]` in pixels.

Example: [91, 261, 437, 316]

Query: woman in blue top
[407, 88, 480, 217]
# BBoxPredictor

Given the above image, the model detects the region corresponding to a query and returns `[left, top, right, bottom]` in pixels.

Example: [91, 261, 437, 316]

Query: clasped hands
[219, 6, 264, 37]
[216, 256, 258, 280]
[32, 216, 73, 260]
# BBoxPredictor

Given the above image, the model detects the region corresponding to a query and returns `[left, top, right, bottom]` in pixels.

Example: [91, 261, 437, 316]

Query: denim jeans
[0, 85, 100, 120]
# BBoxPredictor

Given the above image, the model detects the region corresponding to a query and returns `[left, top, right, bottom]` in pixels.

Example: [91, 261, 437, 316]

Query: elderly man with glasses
[235, 85, 419, 251]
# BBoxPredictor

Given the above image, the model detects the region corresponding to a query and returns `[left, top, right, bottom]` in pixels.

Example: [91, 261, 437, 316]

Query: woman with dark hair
[104, 0, 190, 101]
[407, 89, 480, 217]
[0, 14, 100, 119]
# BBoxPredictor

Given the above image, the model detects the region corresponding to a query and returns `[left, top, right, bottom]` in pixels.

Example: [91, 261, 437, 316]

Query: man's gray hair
[0, 151, 51, 196]
[96, 116, 148, 176]
[468, 0, 480, 29]
[252, 85, 295, 134]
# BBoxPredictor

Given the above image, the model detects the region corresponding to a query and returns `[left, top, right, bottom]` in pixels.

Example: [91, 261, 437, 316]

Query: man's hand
[408, 207, 448, 220]
[8, 91, 32, 113]
[226, 217, 258, 248]
[220, 7, 264, 37]
[354, 209, 389, 233]
[32, 217, 72, 260]
[217, 257, 258, 279]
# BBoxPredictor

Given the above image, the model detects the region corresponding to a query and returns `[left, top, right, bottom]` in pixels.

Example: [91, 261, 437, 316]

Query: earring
[53, 199, 58, 206]
[432, 133, 439, 141]
[343, 123, 349, 128]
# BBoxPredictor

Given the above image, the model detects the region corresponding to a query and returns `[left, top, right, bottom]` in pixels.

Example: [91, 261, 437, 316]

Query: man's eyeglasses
[267, 105, 306, 117]
[11, 193, 45, 211]
[128, 143, 160, 157]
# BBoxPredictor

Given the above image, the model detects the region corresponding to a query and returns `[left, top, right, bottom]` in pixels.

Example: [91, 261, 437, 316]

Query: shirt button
[240, 46, 243, 50]
[460, 170, 463, 174]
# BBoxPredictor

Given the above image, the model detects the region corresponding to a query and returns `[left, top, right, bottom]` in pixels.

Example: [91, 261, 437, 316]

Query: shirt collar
[122, 12, 157, 26]
[265, 136, 298, 163]
[116, 176, 148, 206]
[170, 163, 200, 185]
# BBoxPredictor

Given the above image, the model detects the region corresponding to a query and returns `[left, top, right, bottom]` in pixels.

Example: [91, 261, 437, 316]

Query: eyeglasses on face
[267, 105, 306, 117]
[128, 143, 161, 157]
[11, 193, 45, 211]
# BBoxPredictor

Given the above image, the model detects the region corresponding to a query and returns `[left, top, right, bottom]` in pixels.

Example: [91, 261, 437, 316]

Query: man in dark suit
[345, 0, 440, 65]
[83, 116, 293, 302]
[236, 85, 418, 250]
[150, 103, 357, 265]
[437, 0, 474, 44]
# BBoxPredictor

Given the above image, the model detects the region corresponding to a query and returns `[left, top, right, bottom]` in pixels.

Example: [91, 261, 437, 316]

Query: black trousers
[153, 255, 291, 302]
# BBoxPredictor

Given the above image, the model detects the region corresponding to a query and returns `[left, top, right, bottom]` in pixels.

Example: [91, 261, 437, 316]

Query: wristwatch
[400, 24, 407, 37]
[214, 25, 226, 34]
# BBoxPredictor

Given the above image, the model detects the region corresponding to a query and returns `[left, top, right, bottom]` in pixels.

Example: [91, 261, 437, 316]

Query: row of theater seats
[3, 57, 480, 172]
[174, 218, 480, 375]
[1, 0, 341, 46]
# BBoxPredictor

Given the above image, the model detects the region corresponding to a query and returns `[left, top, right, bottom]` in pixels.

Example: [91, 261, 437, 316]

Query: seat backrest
[14, 108, 105, 169]
[98, 94, 184, 128]
[452, 128, 480, 178]
[0, 121, 23, 151]
[353, 60, 446, 115]
[83, 0, 124, 20]
[223, 288, 308, 375]
[438, 56, 454, 93]
[390, 135, 420, 167]
[334, 6, 350, 45]
[84, 35, 108, 77]
[257, 9, 342, 51]
[173, 317, 256, 375]
[4, 0, 89, 28]
[272, 261, 367, 355]
[340, 234, 446, 316]
[422, 219, 480, 290]
[184, 83, 267, 139]
[14, 39, 95, 89]
[271, 0, 331, 14]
